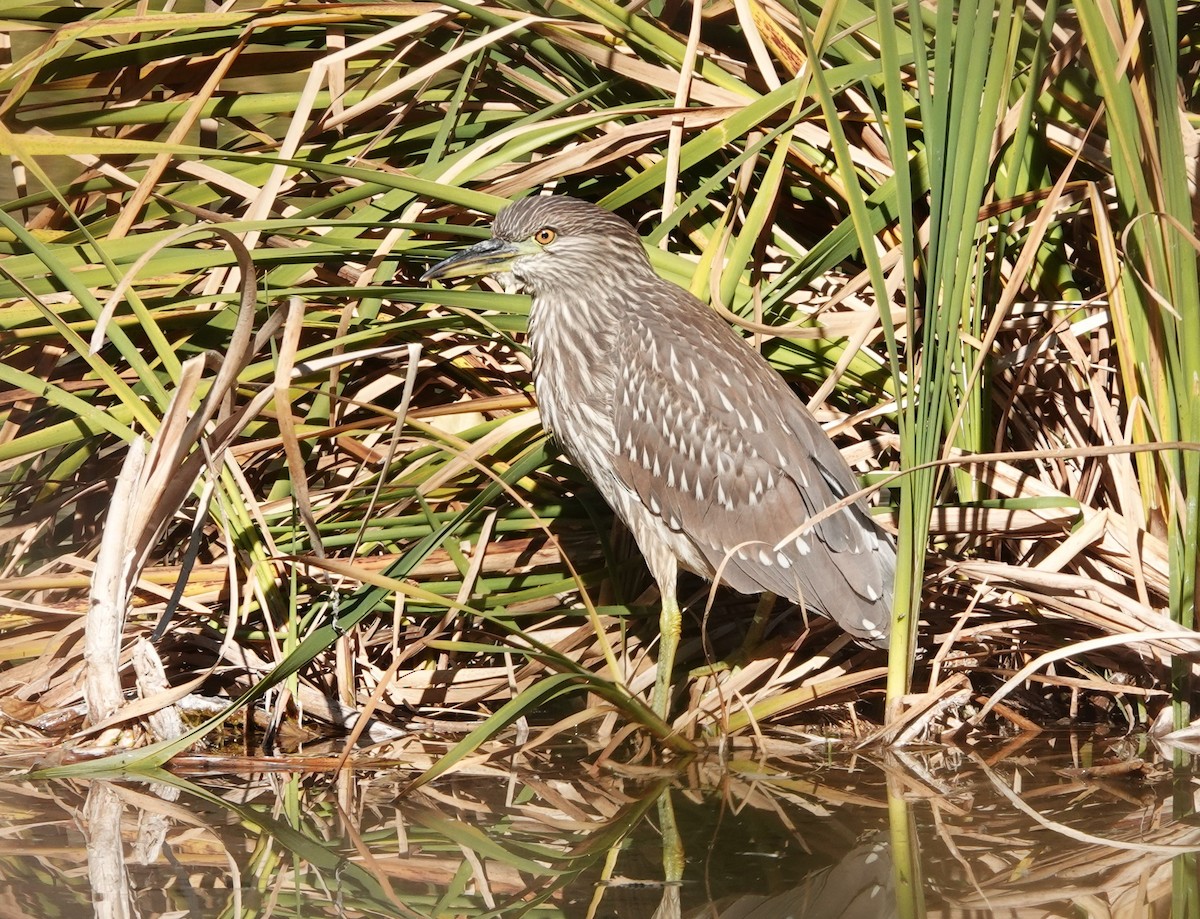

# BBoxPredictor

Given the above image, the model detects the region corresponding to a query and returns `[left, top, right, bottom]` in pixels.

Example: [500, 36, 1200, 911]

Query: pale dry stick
[1055, 309, 1152, 607]
[302, 429, 632, 704]
[271, 297, 324, 557]
[951, 560, 1195, 659]
[441, 510, 499, 673]
[76, 489, 248, 742]
[660, 0, 705, 235]
[461, 846, 497, 911]
[939, 101, 1101, 465]
[85, 437, 145, 732]
[238, 11, 543, 252]
[82, 443, 221, 741]
[349, 343, 423, 560]
[972, 630, 1200, 726]
[72, 489, 229, 739]
[1031, 506, 1111, 574]
[804, 249, 906, 411]
[531, 28, 746, 107]
[108, 32, 249, 239]
[489, 111, 734, 199]
[80, 228, 260, 738]
[324, 25, 346, 124]
[928, 579, 990, 688]
[973, 752, 1200, 855]
[83, 783, 133, 919]
[132, 637, 185, 741]
[731, 0, 782, 91]
[769, 440, 1200, 558]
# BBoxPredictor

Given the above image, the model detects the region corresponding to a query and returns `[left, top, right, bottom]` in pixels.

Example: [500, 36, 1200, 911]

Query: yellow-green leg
[651, 592, 682, 719]
[687, 591, 777, 680]
[737, 591, 777, 660]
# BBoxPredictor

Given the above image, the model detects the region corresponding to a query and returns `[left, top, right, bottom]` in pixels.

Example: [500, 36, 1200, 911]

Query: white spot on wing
[795, 535, 810, 556]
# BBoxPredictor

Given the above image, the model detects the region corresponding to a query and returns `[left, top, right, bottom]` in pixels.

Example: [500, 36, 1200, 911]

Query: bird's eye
[533, 227, 557, 245]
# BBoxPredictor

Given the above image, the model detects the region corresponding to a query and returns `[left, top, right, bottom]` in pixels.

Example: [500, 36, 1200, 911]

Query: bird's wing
[608, 304, 893, 646]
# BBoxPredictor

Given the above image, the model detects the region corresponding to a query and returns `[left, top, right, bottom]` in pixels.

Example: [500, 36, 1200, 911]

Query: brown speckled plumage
[424, 196, 894, 715]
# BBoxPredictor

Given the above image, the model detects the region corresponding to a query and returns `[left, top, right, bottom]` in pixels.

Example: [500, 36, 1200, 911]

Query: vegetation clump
[0, 0, 1198, 770]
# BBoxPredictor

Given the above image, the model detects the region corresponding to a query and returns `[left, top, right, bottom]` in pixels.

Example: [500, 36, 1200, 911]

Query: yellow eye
[534, 227, 557, 245]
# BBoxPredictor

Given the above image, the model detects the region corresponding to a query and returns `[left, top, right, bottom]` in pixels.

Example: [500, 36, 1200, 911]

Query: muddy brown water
[0, 733, 1197, 917]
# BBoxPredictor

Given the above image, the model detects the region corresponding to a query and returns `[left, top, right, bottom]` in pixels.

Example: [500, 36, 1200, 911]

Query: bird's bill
[421, 236, 535, 282]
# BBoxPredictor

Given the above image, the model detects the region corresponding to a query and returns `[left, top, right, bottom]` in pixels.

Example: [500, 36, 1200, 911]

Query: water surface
[1, 733, 1197, 917]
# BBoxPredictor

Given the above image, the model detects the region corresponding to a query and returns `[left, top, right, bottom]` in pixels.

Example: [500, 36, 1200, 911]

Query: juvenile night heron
[423, 196, 894, 718]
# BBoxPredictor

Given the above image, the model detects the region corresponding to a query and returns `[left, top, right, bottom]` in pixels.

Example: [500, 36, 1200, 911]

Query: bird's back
[602, 276, 895, 647]
[511, 198, 894, 648]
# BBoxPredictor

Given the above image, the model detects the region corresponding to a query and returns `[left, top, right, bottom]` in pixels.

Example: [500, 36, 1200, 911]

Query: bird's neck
[526, 285, 623, 444]
[526, 284, 623, 366]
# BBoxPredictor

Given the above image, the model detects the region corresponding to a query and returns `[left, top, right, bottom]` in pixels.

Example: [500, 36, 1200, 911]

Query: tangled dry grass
[0, 0, 1198, 772]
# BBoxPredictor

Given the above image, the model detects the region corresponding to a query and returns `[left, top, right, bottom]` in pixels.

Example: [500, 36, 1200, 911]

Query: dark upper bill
[421, 237, 524, 282]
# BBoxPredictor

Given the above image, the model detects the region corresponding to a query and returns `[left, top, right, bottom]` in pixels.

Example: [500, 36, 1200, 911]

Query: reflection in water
[0, 736, 1197, 917]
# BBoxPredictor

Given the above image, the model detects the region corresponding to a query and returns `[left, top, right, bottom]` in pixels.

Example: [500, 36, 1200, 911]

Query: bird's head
[422, 196, 652, 295]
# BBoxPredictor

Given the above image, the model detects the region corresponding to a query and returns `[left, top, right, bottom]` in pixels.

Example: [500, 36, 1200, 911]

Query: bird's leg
[651, 588, 682, 720]
[688, 591, 779, 680]
[737, 591, 777, 661]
